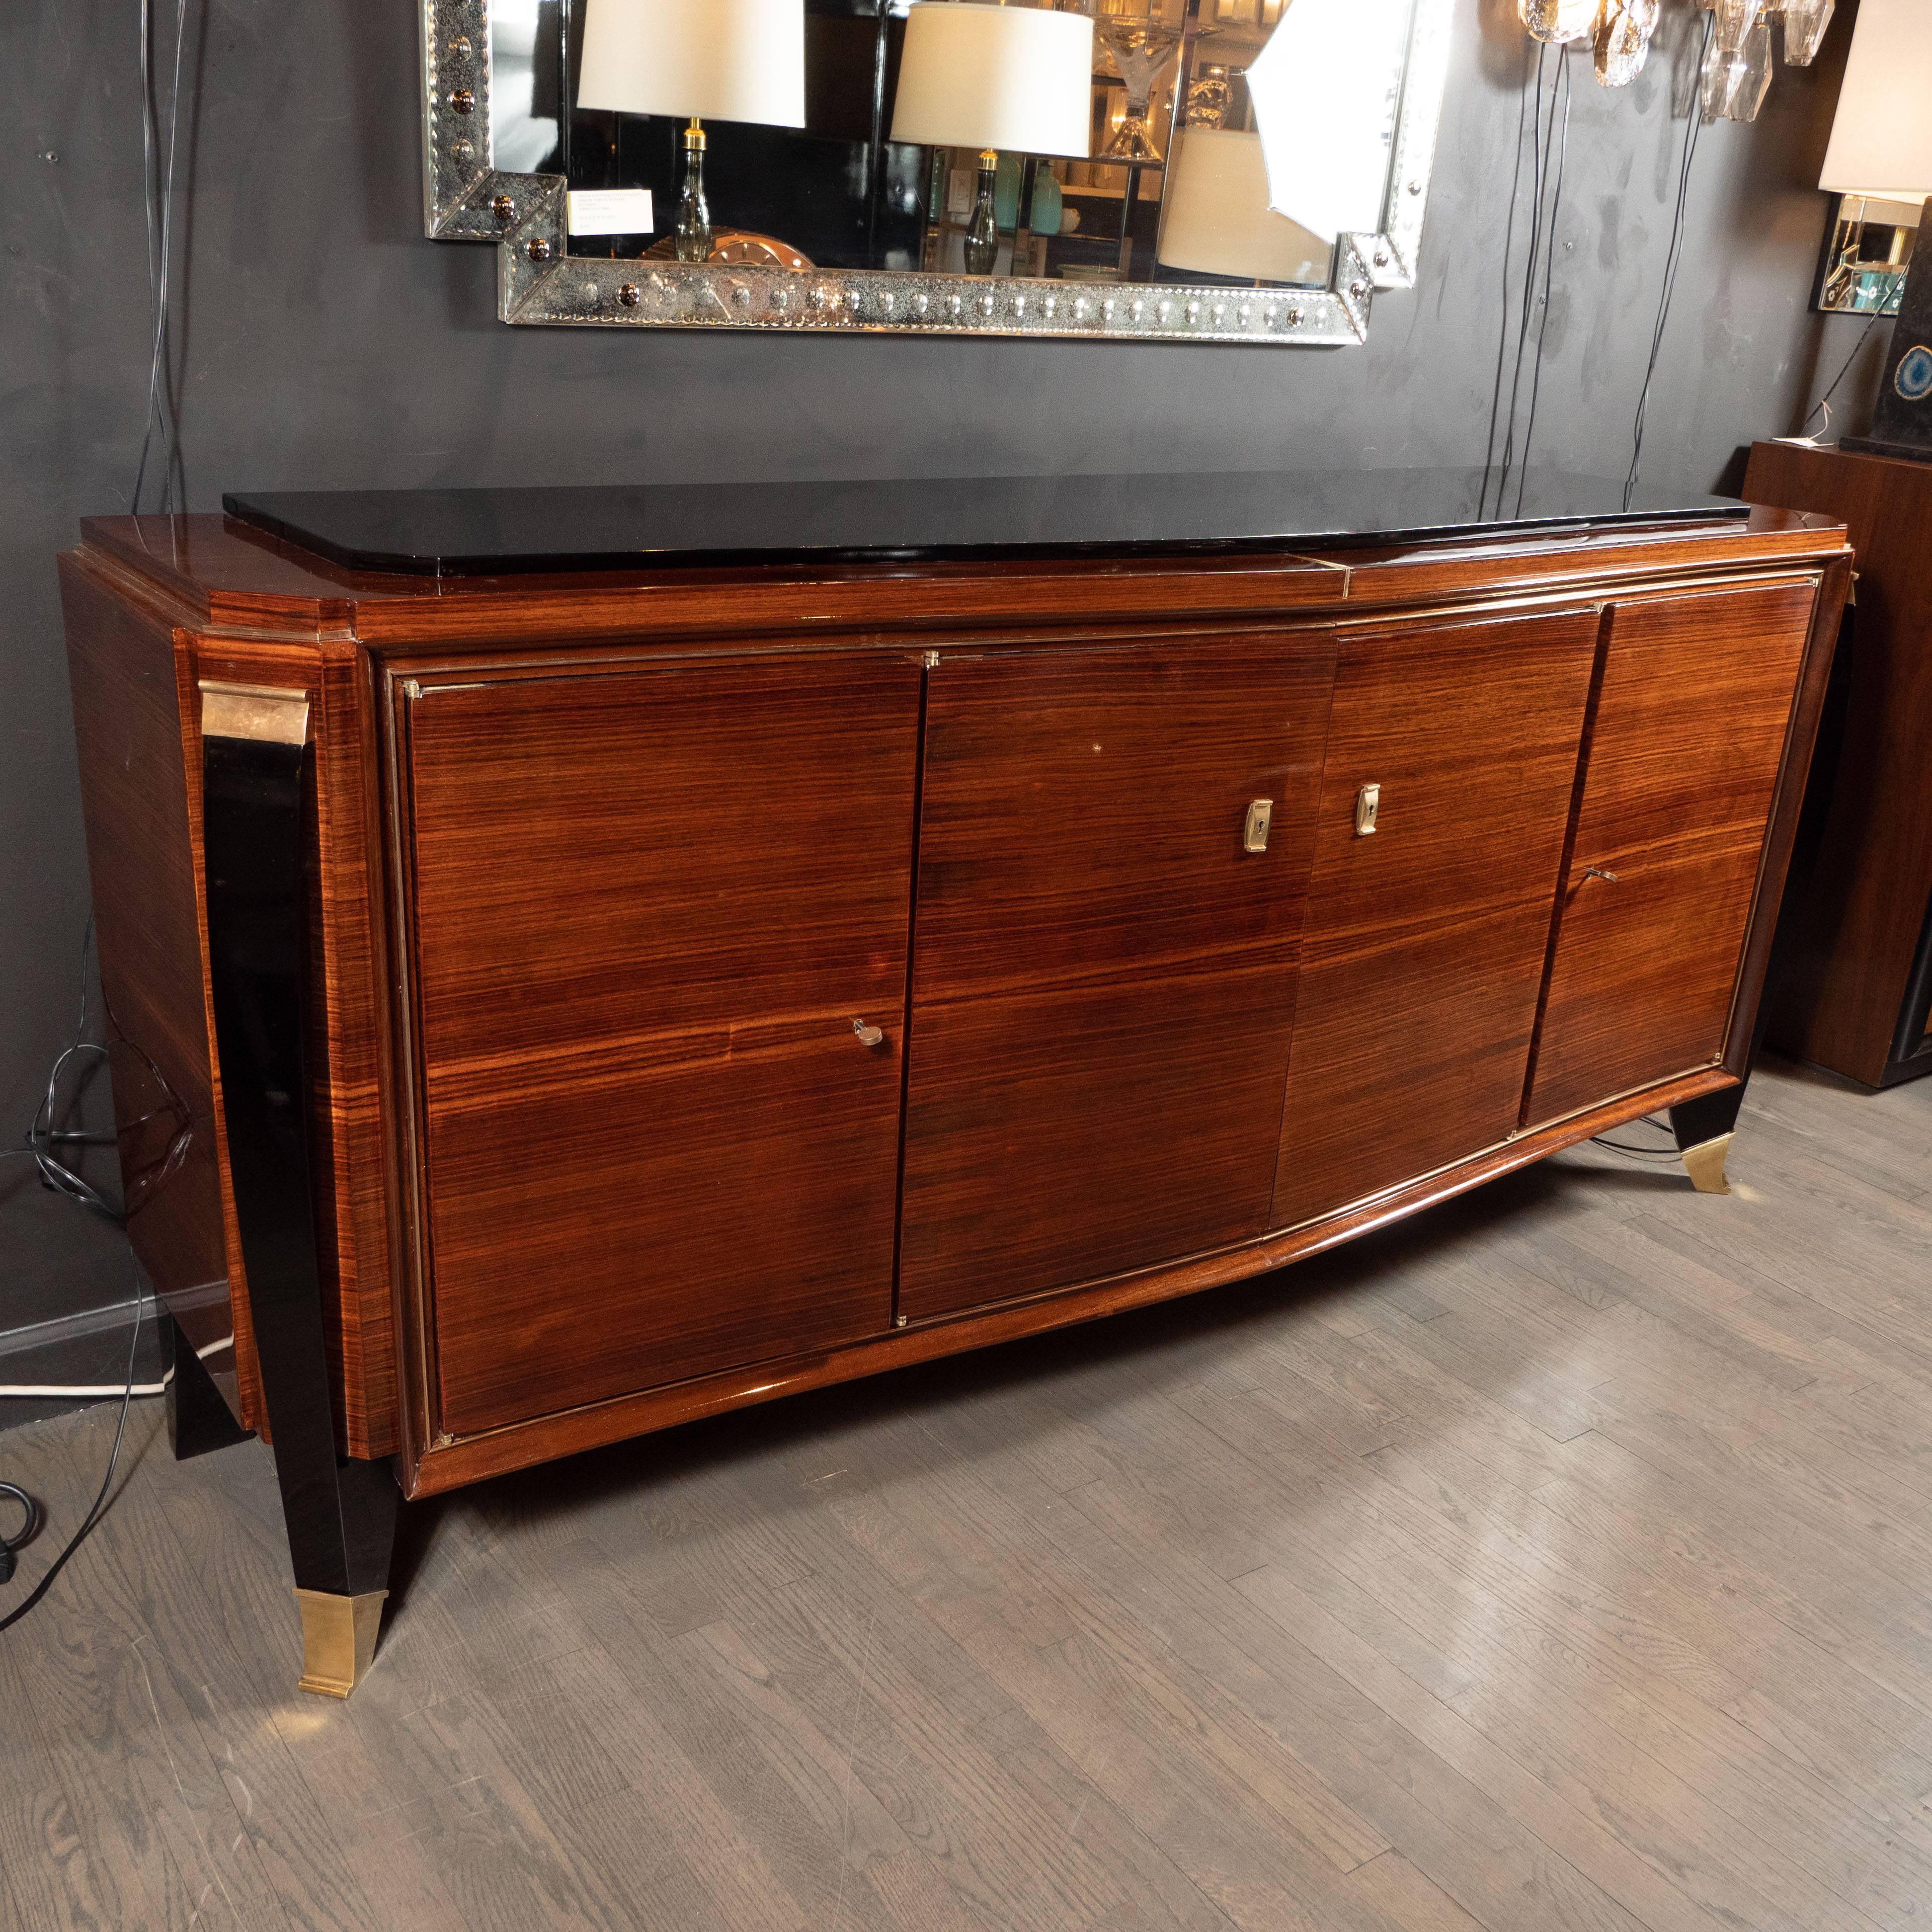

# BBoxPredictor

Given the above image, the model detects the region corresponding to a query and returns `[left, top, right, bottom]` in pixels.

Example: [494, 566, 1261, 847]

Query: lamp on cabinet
[1820, 0, 1932, 457]
[577, 0, 806, 263]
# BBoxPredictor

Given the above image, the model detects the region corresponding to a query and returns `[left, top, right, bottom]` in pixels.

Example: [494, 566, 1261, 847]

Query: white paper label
[566, 188, 655, 236]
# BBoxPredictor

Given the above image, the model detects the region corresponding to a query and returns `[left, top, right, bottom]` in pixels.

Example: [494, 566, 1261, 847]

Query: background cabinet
[1744, 440, 1932, 1089]
[1272, 609, 1602, 1228]
[899, 638, 1336, 1320]
[1526, 581, 1818, 1126]
[400, 655, 922, 1436]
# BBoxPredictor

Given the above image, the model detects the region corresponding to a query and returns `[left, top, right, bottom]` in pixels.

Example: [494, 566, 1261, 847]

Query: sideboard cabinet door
[399, 655, 922, 1438]
[899, 636, 1338, 1322]
[1525, 579, 1820, 1126]
[1273, 608, 1602, 1229]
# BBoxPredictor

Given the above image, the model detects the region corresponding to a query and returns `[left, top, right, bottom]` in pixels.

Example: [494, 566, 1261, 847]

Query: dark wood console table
[59, 472, 1851, 1695]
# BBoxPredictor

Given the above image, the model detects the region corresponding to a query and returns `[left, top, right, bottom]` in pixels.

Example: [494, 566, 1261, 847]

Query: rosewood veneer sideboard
[1743, 439, 1932, 1088]
[58, 472, 1851, 1696]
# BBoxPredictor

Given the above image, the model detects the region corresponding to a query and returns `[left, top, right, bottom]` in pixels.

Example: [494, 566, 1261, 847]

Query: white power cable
[0, 1334, 233, 1400]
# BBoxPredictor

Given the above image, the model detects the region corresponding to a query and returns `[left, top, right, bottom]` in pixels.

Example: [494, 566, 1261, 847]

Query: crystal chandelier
[1518, 0, 1833, 112]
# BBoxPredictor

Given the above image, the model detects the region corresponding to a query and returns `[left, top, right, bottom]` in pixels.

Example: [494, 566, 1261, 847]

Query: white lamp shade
[1819, 0, 1932, 203]
[1245, 0, 1408, 242]
[891, 2, 1094, 158]
[577, 0, 806, 128]
[1156, 129, 1330, 283]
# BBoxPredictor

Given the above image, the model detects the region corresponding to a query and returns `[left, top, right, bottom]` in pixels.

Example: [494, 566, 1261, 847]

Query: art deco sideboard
[58, 474, 1851, 1695]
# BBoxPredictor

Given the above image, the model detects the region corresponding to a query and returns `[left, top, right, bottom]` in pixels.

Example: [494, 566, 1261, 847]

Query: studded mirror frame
[419, 0, 1451, 344]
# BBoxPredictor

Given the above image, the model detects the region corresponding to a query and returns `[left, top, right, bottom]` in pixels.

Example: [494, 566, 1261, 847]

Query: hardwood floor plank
[6, 1064, 1932, 1929]
[1345, 1851, 1502, 1932]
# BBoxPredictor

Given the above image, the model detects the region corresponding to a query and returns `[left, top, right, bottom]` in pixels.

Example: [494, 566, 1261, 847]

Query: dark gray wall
[0, 0, 1886, 1337]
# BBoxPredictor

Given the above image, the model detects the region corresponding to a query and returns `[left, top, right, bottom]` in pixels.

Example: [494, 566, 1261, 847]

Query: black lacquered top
[223, 469, 1747, 576]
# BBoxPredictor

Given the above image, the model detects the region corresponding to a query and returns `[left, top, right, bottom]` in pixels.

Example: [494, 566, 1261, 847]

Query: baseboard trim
[0, 1295, 144, 1366]
[0, 1276, 227, 1367]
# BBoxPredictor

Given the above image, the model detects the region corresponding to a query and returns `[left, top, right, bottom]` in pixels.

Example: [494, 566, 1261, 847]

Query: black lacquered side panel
[201, 732, 395, 1599]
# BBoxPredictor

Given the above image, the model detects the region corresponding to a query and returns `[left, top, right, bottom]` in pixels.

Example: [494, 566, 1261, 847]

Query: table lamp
[578, 0, 806, 263]
[1819, 0, 1932, 459]
[891, 1, 1094, 276]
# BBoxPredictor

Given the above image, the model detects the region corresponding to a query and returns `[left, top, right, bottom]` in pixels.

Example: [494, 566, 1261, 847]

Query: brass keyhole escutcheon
[1354, 784, 1380, 836]
[1243, 800, 1274, 854]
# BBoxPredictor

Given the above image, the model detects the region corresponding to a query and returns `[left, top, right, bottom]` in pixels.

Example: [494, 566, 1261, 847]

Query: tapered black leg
[1669, 1085, 1746, 1194]
[164, 1310, 254, 1461]
[200, 686, 397, 1697]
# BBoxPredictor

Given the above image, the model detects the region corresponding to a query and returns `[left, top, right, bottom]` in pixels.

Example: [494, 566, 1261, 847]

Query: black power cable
[1624, 9, 1715, 512]
[0, 1483, 40, 1586]
[1488, 43, 1554, 520]
[1482, 38, 1577, 523]
[1481, 40, 1540, 521]
[0, 918, 150, 1631]
[1592, 1113, 1682, 1161]
[1514, 45, 1574, 517]
[2, 0, 201, 1631]
[1795, 310, 1886, 442]
[0, 1290, 143, 1636]
[132, 0, 193, 515]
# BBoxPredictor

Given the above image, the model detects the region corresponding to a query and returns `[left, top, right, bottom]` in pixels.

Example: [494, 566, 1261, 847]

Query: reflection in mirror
[492, 0, 562, 174]
[511, 0, 1417, 293]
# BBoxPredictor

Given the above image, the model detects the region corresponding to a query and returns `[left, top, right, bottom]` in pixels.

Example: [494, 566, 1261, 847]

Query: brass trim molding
[198, 681, 313, 746]
[1679, 1132, 1734, 1196]
[293, 1588, 388, 1698]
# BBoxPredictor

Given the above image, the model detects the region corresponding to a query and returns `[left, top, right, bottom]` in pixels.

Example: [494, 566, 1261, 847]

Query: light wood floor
[4, 1057, 1932, 1932]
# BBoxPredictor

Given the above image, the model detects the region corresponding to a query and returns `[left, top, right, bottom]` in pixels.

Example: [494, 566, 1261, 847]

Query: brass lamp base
[293, 1588, 388, 1698]
[1680, 1133, 1734, 1196]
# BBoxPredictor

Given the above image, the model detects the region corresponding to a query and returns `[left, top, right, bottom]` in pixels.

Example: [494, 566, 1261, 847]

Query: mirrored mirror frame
[418, 0, 1450, 344]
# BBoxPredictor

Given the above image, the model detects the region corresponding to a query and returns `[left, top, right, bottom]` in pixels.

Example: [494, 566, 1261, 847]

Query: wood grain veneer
[1272, 607, 1602, 1229]
[406, 1061, 1741, 1496]
[1526, 578, 1821, 1125]
[395, 654, 922, 1437]
[57, 558, 251, 1416]
[57, 507, 1851, 1502]
[900, 637, 1336, 1321]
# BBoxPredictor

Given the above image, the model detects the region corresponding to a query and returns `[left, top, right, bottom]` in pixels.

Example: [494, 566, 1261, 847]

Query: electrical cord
[1793, 310, 1886, 442]
[0, 1286, 143, 1635]
[1591, 1113, 1683, 1160]
[1486, 43, 1553, 521]
[2, 0, 203, 1630]
[1514, 45, 1574, 518]
[0, 924, 163, 1627]
[1481, 41, 1539, 521]
[3, 917, 130, 1224]
[0, 1483, 40, 1587]
[1482, 40, 1575, 521]
[132, 0, 192, 515]
[1624, 9, 1714, 512]
[0, 1331, 231, 1400]
[1496, 46, 1557, 509]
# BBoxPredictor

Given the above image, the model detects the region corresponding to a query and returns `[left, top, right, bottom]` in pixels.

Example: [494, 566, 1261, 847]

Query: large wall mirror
[420, 0, 1450, 343]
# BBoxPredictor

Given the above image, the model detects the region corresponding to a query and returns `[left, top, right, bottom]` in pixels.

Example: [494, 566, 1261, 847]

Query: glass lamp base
[1101, 114, 1165, 162]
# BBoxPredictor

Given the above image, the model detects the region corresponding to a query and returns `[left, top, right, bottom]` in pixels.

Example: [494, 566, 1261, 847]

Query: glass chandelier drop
[1517, 0, 1833, 112]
